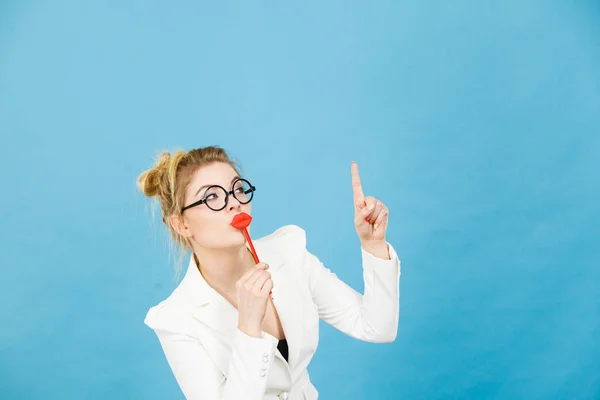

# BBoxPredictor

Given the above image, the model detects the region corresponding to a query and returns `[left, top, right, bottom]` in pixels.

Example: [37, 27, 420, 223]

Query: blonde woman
[138, 146, 401, 400]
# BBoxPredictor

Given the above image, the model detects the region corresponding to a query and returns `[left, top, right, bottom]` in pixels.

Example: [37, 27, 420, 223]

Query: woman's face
[178, 162, 252, 250]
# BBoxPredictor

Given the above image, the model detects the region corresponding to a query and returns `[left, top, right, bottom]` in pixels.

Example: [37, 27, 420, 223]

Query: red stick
[242, 228, 260, 263]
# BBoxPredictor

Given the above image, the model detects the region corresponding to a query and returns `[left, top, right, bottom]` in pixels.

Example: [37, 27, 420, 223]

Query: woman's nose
[228, 195, 243, 211]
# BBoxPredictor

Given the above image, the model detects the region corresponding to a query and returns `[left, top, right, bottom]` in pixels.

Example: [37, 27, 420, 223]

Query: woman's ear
[170, 214, 193, 238]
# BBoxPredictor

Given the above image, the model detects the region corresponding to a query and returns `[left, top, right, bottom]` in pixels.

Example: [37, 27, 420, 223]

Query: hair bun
[137, 151, 172, 198]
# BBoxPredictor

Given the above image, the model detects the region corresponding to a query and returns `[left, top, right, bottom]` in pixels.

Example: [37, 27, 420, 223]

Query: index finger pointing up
[351, 161, 365, 207]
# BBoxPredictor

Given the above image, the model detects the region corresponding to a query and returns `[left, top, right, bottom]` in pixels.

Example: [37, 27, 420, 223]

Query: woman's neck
[193, 244, 256, 294]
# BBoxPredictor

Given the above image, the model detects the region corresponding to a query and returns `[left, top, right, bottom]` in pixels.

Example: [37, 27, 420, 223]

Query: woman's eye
[205, 193, 218, 201]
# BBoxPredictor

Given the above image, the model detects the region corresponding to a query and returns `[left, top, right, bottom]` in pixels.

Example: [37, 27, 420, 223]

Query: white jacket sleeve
[145, 308, 279, 400]
[286, 225, 401, 343]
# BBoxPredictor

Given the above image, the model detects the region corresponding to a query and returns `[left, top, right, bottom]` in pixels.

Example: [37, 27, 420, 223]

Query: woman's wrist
[361, 240, 391, 260]
[238, 322, 262, 338]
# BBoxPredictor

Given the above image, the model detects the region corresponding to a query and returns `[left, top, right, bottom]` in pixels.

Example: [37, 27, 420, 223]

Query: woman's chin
[230, 228, 247, 246]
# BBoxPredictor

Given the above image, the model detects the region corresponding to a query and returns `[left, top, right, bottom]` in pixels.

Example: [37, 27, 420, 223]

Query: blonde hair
[137, 145, 242, 276]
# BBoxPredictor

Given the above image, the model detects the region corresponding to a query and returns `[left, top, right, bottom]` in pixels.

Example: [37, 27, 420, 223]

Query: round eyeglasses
[181, 178, 256, 212]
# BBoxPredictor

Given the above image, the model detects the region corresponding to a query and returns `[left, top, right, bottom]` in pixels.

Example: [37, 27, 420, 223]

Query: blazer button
[260, 371, 267, 377]
[278, 391, 289, 400]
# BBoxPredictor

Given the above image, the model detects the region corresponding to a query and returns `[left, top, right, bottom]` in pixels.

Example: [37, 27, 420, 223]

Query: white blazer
[145, 225, 401, 400]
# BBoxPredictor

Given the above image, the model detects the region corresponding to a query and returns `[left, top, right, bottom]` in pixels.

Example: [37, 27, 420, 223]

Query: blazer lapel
[178, 255, 239, 375]
[253, 238, 304, 370]
[269, 264, 303, 370]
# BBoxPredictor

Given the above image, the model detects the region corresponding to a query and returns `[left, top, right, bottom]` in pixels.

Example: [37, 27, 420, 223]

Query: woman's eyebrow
[194, 176, 240, 196]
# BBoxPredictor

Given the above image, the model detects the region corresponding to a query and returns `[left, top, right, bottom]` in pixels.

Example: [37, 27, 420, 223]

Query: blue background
[1, 1, 599, 399]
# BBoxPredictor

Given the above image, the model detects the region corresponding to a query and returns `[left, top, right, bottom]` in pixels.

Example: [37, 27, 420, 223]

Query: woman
[138, 146, 401, 400]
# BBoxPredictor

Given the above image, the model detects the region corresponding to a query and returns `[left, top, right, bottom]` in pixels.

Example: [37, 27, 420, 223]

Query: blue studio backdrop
[1, 1, 599, 399]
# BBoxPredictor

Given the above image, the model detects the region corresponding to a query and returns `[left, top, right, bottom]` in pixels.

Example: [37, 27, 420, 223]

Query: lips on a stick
[231, 212, 259, 263]
[231, 212, 272, 294]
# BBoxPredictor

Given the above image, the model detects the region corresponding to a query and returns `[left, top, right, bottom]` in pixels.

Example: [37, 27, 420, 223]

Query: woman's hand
[351, 162, 391, 259]
[236, 263, 273, 338]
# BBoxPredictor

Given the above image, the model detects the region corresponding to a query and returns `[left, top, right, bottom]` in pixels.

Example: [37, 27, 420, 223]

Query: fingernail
[374, 223, 379, 230]
[368, 204, 374, 210]
[365, 217, 370, 222]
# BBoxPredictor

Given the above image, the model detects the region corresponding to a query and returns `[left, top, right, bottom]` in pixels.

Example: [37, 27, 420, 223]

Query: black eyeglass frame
[181, 178, 256, 212]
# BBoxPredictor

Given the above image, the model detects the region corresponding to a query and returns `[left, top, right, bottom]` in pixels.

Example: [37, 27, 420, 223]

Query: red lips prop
[232, 212, 271, 294]
[231, 212, 260, 264]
